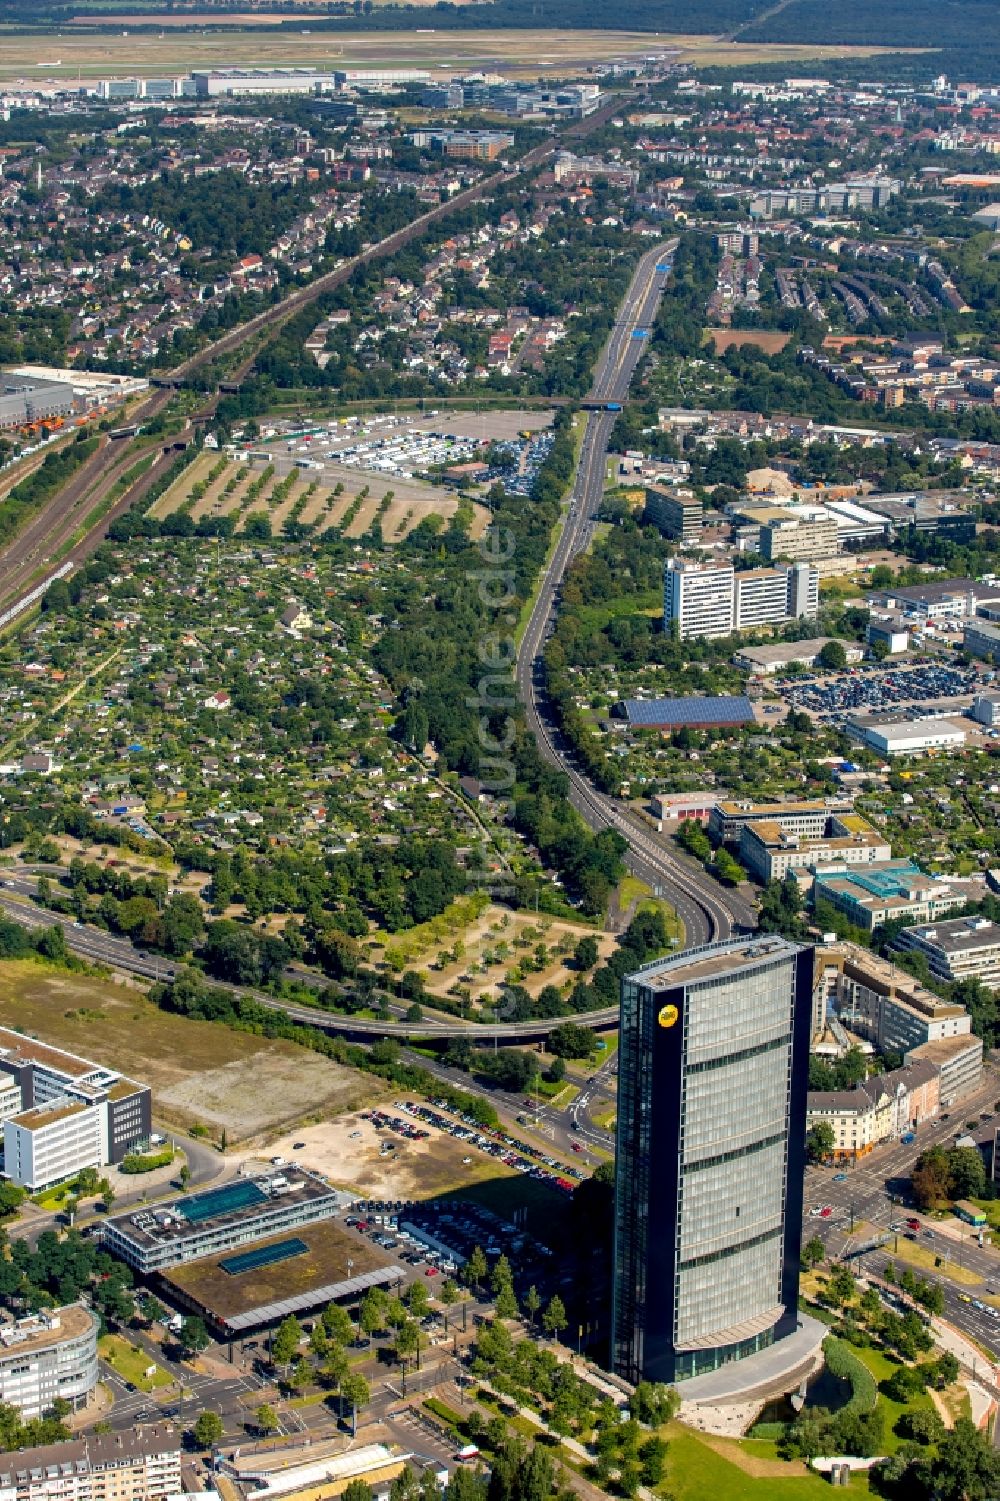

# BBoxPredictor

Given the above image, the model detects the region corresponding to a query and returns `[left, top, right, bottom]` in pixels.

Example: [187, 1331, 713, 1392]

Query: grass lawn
[885, 1237, 982, 1286]
[663, 1424, 869, 1499]
[612, 874, 683, 947]
[32, 1177, 85, 1211]
[852, 1346, 934, 1453]
[99, 1335, 172, 1392]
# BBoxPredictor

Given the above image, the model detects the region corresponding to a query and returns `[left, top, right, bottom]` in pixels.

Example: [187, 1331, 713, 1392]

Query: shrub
[120, 1148, 174, 1174]
[823, 1335, 878, 1415]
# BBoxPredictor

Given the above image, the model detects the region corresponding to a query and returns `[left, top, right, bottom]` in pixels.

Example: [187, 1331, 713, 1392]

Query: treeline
[374, 407, 628, 914]
[0, 433, 98, 548]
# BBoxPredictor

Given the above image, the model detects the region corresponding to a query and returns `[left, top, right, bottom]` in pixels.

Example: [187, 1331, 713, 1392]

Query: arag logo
[657, 1003, 679, 1029]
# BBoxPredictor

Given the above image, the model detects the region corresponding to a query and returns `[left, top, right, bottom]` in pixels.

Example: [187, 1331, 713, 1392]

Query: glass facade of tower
[611, 938, 811, 1385]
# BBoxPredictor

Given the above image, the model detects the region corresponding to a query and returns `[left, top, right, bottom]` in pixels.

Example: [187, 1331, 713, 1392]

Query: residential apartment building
[761, 505, 839, 563]
[0, 1426, 180, 1500]
[0, 1305, 98, 1419]
[612, 936, 811, 1385]
[663, 559, 819, 639]
[739, 811, 890, 884]
[807, 1058, 940, 1160]
[821, 943, 972, 1054]
[0, 1031, 150, 1193]
[811, 860, 968, 932]
[644, 487, 703, 543]
[663, 559, 736, 639]
[894, 916, 1000, 989]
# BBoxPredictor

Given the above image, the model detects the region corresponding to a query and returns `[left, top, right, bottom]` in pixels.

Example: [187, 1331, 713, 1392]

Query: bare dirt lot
[0, 960, 381, 1140]
[706, 329, 791, 355]
[0, 28, 918, 85]
[257, 1109, 521, 1200]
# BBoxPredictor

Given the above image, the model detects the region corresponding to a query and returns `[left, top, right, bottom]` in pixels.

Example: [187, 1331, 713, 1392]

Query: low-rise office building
[0, 1305, 98, 1419]
[906, 1034, 983, 1107]
[0, 1425, 180, 1500]
[971, 693, 1000, 727]
[708, 797, 833, 847]
[819, 942, 971, 1054]
[102, 1168, 345, 1274]
[739, 811, 890, 884]
[812, 861, 968, 933]
[0, 1030, 149, 1193]
[964, 619, 1000, 661]
[894, 916, 1000, 989]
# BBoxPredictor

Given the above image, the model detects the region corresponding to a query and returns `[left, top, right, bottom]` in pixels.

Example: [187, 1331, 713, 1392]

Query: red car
[819, 1206, 833, 1218]
[905, 1217, 921, 1231]
[425, 1267, 439, 1278]
[571, 1143, 583, 1153]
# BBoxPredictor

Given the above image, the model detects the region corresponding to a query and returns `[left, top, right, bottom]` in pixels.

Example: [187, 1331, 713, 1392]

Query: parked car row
[782, 663, 977, 721]
[403, 1196, 552, 1284]
[394, 1099, 584, 1192]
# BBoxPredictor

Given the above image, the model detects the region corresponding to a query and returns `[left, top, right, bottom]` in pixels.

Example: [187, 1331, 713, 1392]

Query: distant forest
[6, 0, 1000, 79]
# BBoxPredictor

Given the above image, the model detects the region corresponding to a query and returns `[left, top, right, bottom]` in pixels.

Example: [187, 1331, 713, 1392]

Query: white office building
[663, 559, 818, 640]
[0, 1030, 150, 1193]
[894, 916, 1000, 989]
[0, 1306, 98, 1419]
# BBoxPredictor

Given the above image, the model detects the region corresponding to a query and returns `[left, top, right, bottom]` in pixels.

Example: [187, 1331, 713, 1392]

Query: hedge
[823, 1335, 878, 1416]
[120, 1148, 174, 1175]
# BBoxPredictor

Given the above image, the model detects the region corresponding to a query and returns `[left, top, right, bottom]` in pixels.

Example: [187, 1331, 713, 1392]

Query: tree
[438, 1278, 459, 1331]
[523, 1285, 541, 1327]
[919, 1417, 1000, 1501]
[495, 1280, 519, 1321]
[343, 1482, 372, 1501]
[359, 1288, 387, 1339]
[179, 1316, 209, 1357]
[801, 1236, 825, 1270]
[140, 1294, 166, 1326]
[464, 1246, 487, 1292]
[901, 1407, 945, 1445]
[819, 640, 848, 671]
[806, 1122, 835, 1163]
[322, 1302, 355, 1346]
[255, 1403, 278, 1436]
[573, 936, 599, 971]
[341, 1373, 370, 1437]
[406, 1280, 430, 1319]
[542, 1295, 567, 1338]
[324, 1343, 350, 1393]
[639, 1435, 668, 1486]
[193, 1410, 224, 1449]
[948, 1145, 987, 1200]
[271, 1315, 303, 1370]
[928, 1351, 961, 1389]
[912, 1145, 951, 1209]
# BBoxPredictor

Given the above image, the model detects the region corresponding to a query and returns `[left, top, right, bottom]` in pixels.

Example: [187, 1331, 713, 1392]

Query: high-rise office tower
[611, 936, 812, 1385]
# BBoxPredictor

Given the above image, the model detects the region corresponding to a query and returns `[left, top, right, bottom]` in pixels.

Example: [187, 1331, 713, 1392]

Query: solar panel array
[219, 1237, 309, 1277]
[621, 695, 756, 727]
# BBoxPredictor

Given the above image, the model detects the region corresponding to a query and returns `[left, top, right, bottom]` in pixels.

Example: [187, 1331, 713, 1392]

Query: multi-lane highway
[514, 239, 756, 948]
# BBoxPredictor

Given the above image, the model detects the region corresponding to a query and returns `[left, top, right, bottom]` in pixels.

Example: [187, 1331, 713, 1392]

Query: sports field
[0, 27, 917, 85]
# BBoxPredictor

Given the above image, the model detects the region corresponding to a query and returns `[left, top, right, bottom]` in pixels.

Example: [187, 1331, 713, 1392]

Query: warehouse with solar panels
[616, 695, 757, 730]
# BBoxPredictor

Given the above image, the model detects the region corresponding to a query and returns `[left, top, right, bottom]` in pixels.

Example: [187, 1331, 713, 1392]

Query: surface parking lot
[779, 663, 984, 723]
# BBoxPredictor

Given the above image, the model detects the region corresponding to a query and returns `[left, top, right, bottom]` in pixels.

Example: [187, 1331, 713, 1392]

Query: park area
[98, 1334, 173, 1393]
[368, 896, 617, 1011]
[0, 959, 383, 1142]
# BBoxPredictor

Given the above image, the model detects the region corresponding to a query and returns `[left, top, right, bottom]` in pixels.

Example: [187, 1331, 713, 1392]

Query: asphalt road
[513, 238, 755, 949]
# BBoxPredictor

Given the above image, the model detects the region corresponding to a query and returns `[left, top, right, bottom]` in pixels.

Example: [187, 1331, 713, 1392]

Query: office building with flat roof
[612, 936, 812, 1385]
[812, 860, 967, 932]
[732, 637, 863, 676]
[739, 811, 890, 884]
[645, 487, 703, 543]
[820, 943, 971, 1056]
[761, 505, 839, 563]
[848, 715, 967, 757]
[964, 619, 1000, 661]
[0, 1305, 98, 1419]
[102, 1168, 345, 1274]
[708, 798, 833, 847]
[0, 1029, 149, 1193]
[894, 916, 1000, 989]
